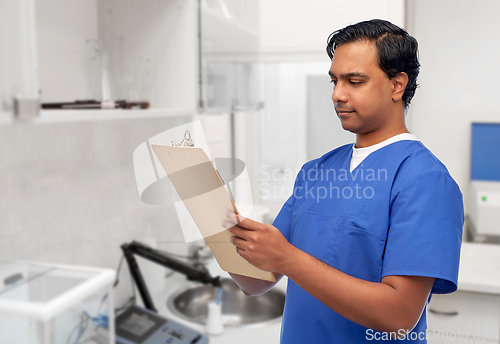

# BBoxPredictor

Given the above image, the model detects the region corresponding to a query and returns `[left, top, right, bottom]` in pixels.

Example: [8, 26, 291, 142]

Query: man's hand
[223, 211, 294, 273]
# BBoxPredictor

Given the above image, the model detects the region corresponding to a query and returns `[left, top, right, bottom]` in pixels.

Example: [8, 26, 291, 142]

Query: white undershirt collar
[350, 133, 418, 172]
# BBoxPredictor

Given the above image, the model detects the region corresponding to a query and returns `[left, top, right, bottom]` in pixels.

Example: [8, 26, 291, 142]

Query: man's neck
[355, 128, 410, 148]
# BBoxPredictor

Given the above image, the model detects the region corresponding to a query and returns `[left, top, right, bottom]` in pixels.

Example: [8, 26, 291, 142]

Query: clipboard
[151, 138, 276, 282]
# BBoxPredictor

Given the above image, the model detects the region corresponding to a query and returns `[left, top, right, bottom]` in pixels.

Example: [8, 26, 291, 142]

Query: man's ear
[392, 72, 409, 102]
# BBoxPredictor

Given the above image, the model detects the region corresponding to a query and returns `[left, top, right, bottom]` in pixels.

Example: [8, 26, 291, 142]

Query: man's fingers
[229, 232, 248, 258]
[226, 223, 248, 239]
[225, 210, 259, 230]
[221, 219, 237, 230]
[224, 210, 245, 224]
[222, 211, 262, 254]
[231, 235, 246, 248]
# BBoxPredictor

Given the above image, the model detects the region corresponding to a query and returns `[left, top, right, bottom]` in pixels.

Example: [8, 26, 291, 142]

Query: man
[224, 19, 463, 343]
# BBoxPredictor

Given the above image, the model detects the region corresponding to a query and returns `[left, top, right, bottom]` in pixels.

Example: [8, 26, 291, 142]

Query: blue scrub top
[273, 140, 464, 344]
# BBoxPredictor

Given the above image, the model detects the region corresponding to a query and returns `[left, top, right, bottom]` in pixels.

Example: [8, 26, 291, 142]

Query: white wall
[256, 0, 405, 217]
[406, 0, 500, 213]
[259, 62, 332, 206]
[0, 116, 196, 305]
[258, 0, 404, 61]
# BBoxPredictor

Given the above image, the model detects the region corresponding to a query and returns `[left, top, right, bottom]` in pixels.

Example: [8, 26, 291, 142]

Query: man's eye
[350, 81, 362, 85]
[330, 80, 337, 85]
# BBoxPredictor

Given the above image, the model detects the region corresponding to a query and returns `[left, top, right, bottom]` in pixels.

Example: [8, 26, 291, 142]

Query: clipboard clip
[172, 130, 194, 147]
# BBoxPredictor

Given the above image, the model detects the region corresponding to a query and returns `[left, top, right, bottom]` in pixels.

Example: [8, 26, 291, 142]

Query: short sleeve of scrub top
[382, 169, 464, 294]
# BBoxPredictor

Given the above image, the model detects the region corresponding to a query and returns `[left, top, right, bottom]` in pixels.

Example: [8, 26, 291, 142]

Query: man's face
[329, 41, 395, 135]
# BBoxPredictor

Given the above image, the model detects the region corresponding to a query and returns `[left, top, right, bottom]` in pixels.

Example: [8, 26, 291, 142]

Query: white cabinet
[258, 0, 405, 62]
[38, 0, 198, 121]
[0, 0, 261, 122]
[1, 0, 200, 122]
[199, 0, 261, 113]
[426, 243, 500, 344]
[0, 0, 39, 121]
[427, 291, 500, 343]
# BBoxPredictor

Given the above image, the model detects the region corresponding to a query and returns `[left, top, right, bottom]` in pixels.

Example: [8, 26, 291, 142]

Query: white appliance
[0, 261, 115, 344]
[468, 123, 500, 236]
[469, 181, 500, 236]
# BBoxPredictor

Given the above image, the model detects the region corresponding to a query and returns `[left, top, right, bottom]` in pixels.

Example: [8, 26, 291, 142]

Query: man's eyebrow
[328, 71, 368, 78]
[342, 72, 368, 78]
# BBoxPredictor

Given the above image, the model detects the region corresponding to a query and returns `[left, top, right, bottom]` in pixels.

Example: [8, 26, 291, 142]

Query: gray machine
[116, 241, 220, 344]
[115, 305, 208, 344]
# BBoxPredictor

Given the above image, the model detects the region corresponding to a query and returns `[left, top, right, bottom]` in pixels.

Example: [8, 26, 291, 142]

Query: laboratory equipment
[118, 241, 215, 343]
[41, 99, 149, 110]
[120, 241, 220, 312]
[205, 301, 224, 336]
[469, 123, 500, 236]
[469, 181, 500, 235]
[115, 305, 208, 344]
[0, 261, 115, 344]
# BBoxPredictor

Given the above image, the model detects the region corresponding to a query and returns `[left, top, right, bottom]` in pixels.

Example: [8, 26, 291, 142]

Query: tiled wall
[0, 115, 196, 302]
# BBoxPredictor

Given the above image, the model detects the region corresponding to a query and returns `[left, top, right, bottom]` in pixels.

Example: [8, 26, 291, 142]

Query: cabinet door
[199, 0, 260, 112]
[0, 0, 39, 119]
[427, 291, 500, 343]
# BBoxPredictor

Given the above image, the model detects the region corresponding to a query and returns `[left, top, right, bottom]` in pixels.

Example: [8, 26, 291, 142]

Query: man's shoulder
[397, 140, 449, 174]
[391, 140, 458, 189]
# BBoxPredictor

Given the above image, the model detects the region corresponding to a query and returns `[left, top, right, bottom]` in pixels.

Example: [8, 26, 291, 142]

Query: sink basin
[167, 278, 285, 327]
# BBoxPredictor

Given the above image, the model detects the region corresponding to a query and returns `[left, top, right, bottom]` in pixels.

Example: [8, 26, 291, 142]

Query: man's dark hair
[326, 19, 420, 109]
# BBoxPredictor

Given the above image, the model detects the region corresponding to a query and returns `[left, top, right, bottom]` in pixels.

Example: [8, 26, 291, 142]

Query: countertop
[458, 242, 500, 294]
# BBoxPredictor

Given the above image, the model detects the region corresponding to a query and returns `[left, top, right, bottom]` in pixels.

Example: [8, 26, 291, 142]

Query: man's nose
[332, 82, 348, 103]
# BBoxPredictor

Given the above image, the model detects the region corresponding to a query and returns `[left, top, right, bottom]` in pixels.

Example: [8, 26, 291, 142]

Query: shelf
[34, 107, 196, 123]
[0, 107, 196, 124]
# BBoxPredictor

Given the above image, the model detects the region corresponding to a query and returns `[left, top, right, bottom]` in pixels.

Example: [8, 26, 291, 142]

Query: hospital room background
[1, 0, 500, 343]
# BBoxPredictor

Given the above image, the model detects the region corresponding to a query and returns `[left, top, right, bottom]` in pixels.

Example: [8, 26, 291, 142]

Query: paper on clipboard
[151, 144, 276, 282]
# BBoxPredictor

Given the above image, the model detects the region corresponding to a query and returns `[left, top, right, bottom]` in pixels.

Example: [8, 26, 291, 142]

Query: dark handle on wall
[428, 308, 459, 316]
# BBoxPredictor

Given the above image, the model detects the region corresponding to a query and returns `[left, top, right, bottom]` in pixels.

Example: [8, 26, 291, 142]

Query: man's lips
[336, 109, 355, 116]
